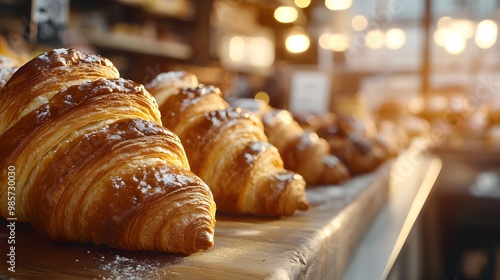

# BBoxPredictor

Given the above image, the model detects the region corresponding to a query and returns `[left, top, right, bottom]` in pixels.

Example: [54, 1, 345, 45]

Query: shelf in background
[83, 31, 193, 60]
[343, 139, 442, 280]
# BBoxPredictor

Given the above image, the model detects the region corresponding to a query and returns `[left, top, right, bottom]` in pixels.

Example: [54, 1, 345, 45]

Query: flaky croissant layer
[0, 48, 216, 254]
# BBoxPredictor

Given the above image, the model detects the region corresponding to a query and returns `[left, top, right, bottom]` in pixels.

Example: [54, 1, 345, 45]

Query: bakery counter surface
[0, 141, 439, 279]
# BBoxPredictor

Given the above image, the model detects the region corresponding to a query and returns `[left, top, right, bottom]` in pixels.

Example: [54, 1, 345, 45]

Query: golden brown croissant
[316, 116, 392, 175]
[0, 49, 216, 254]
[230, 99, 350, 186]
[146, 71, 309, 217]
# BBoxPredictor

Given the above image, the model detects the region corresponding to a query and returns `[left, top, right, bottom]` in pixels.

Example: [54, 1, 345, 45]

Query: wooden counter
[0, 142, 437, 279]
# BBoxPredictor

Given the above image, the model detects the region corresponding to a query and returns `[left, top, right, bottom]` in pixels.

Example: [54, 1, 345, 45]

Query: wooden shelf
[0, 142, 439, 279]
[84, 31, 193, 60]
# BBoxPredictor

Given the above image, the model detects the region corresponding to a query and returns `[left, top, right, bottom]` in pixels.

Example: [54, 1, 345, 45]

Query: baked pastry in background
[0, 55, 17, 91]
[146, 72, 309, 217]
[230, 98, 350, 186]
[0, 35, 30, 67]
[316, 120, 387, 175]
[0, 49, 216, 254]
[375, 98, 430, 138]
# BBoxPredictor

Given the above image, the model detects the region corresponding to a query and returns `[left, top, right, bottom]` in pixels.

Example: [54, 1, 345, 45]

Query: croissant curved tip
[195, 229, 215, 251]
[298, 199, 309, 211]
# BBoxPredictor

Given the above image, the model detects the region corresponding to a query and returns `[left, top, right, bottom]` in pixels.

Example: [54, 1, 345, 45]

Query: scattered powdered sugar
[99, 255, 159, 279]
[52, 48, 69, 56]
[63, 93, 76, 107]
[249, 141, 267, 153]
[154, 166, 193, 188]
[36, 52, 51, 63]
[138, 180, 153, 194]
[243, 142, 269, 164]
[323, 155, 341, 168]
[274, 172, 296, 182]
[82, 53, 105, 64]
[129, 119, 162, 135]
[263, 110, 282, 126]
[296, 133, 315, 152]
[111, 176, 126, 189]
[244, 153, 255, 164]
[146, 71, 197, 89]
[208, 115, 221, 127]
[36, 103, 51, 122]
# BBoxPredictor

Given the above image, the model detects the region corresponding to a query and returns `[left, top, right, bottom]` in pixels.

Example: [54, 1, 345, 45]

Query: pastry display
[146, 71, 309, 217]
[316, 115, 407, 175]
[230, 98, 350, 185]
[0, 49, 216, 254]
[0, 55, 17, 90]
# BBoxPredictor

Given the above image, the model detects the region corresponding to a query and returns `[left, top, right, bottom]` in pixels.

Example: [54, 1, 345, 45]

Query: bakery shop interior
[0, 0, 499, 279]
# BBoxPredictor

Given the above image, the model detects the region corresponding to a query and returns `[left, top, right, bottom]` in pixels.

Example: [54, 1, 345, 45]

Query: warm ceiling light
[450, 19, 476, 39]
[295, 0, 311, 8]
[249, 37, 274, 67]
[385, 28, 406, 49]
[229, 36, 245, 61]
[444, 32, 465, 55]
[330, 33, 349, 52]
[438, 16, 453, 28]
[365, 29, 384, 49]
[325, 0, 352, 11]
[433, 27, 449, 47]
[255, 91, 270, 104]
[286, 32, 310, 53]
[274, 6, 298, 23]
[475, 19, 498, 49]
[319, 33, 332, 49]
[319, 33, 349, 51]
[352, 15, 368, 31]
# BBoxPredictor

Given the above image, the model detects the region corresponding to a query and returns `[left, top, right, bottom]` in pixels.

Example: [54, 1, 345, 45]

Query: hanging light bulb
[274, 6, 298, 23]
[475, 19, 498, 49]
[325, 0, 352, 11]
[444, 32, 465, 55]
[295, 0, 311, 8]
[365, 29, 384, 49]
[285, 27, 310, 53]
[385, 28, 406, 49]
[351, 15, 368, 31]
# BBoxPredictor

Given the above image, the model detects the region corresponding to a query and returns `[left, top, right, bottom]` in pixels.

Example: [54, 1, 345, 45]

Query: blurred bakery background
[1, 0, 500, 279]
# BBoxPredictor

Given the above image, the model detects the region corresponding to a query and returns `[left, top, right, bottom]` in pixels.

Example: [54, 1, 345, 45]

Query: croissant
[230, 98, 350, 185]
[316, 116, 390, 175]
[146, 71, 309, 217]
[0, 49, 216, 254]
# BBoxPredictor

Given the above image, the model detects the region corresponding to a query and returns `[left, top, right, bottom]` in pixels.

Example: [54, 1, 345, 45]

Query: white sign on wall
[289, 71, 331, 115]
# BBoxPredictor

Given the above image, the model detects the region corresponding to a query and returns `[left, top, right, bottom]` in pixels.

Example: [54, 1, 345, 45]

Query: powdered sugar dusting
[33, 48, 116, 72]
[79, 78, 143, 95]
[249, 141, 267, 152]
[274, 172, 296, 182]
[63, 93, 76, 106]
[296, 133, 315, 152]
[111, 176, 126, 189]
[244, 142, 269, 164]
[52, 48, 69, 56]
[124, 165, 196, 197]
[99, 255, 160, 279]
[323, 155, 341, 168]
[82, 53, 104, 64]
[36, 103, 51, 122]
[146, 71, 198, 89]
[154, 166, 194, 189]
